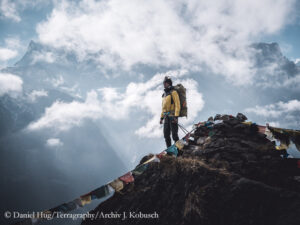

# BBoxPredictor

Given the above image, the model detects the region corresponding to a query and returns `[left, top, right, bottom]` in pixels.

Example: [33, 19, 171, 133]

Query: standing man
[160, 76, 181, 147]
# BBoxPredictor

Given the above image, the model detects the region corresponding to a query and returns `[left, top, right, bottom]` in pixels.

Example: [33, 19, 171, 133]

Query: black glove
[160, 118, 164, 124]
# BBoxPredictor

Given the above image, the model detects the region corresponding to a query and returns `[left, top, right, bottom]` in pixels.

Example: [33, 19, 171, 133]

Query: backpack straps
[170, 90, 177, 105]
[163, 89, 176, 105]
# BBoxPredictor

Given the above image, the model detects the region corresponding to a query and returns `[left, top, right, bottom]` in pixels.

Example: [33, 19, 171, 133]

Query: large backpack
[172, 84, 187, 117]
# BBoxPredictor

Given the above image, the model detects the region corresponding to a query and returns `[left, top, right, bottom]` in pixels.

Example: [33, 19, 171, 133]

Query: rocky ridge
[82, 113, 300, 225]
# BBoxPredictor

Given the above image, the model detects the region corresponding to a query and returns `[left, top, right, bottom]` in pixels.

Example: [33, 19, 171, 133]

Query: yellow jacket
[161, 89, 181, 119]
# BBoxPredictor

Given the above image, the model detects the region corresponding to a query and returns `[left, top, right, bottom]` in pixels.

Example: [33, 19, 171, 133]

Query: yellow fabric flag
[142, 156, 156, 165]
[242, 122, 252, 126]
[80, 195, 92, 206]
[109, 179, 124, 192]
[175, 140, 185, 150]
[275, 143, 289, 151]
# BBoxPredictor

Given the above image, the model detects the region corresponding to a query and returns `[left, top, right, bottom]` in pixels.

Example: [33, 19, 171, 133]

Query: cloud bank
[245, 100, 300, 128]
[245, 99, 300, 118]
[27, 90, 102, 131]
[37, 0, 296, 85]
[28, 70, 204, 138]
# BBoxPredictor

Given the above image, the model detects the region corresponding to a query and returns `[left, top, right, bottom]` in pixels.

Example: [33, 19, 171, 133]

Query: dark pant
[164, 116, 179, 147]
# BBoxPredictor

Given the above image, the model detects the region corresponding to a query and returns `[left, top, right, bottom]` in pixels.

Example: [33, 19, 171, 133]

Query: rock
[196, 137, 206, 145]
[236, 112, 248, 122]
[207, 116, 214, 121]
[214, 114, 222, 120]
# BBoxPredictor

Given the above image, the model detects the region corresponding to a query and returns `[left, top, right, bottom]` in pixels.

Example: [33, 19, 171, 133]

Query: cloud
[267, 121, 281, 127]
[245, 99, 300, 118]
[32, 51, 56, 64]
[0, 0, 21, 22]
[5, 37, 21, 49]
[46, 75, 64, 87]
[45, 75, 82, 98]
[27, 90, 48, 102]
[281, 74, 300, 89]
[0, 37, 22, 63]
[0, 47, 18, 61]
[46, 138, 63, 147]
[36, 0, 296, 85]
[0, 72, 23, 97]
[245, 100, 300, 129]
[28, 70, 205, 138]
[28, 90, 102, 131]
[0, 0, 52, 22]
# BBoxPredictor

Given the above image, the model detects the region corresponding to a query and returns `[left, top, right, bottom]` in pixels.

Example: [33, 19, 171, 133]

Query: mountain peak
[14, 40, 44, 66]
[27, 40, 46, 53]
[28, 40, 36, 51]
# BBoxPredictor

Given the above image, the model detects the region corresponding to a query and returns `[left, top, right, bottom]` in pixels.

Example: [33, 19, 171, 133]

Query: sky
[1, 1, 300, 224]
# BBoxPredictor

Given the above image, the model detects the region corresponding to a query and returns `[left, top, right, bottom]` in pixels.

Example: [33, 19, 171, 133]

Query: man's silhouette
[160, 76, 180, 147]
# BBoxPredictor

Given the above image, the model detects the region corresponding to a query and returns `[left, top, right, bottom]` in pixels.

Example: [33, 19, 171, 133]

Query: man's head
[163, 76, 172, 88]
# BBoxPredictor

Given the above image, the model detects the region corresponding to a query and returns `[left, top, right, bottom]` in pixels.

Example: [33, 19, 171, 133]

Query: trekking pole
[181, 125, 197, 142]
[178, 125, 188, 134]
[178, 123, 189, 134]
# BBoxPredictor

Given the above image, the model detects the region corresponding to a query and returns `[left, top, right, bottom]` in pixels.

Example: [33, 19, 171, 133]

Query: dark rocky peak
[251, 42, 299, 76]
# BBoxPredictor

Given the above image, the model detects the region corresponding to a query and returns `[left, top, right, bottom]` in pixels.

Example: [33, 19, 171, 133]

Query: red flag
[119, 172, 134, 184]
[156, 151, 166, 159]
[258, 125, 266, 134]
